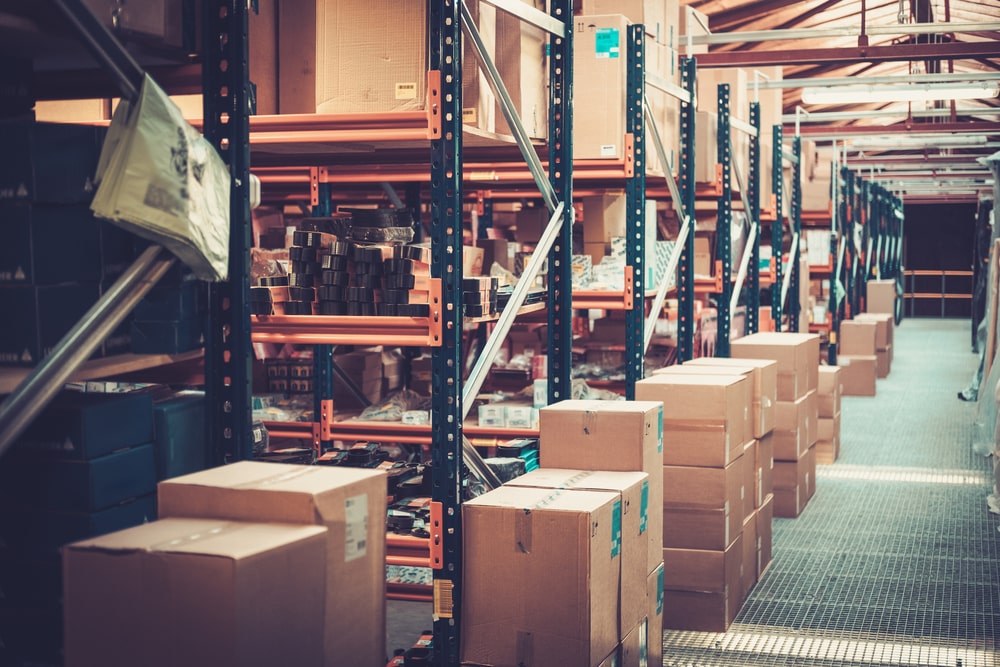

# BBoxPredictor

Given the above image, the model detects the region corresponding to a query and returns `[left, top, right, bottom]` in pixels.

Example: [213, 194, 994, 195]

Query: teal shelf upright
[677, 57, 697, 362]
[624, 25, 647, 396]
[746, 103, 762, 335]
[787, 135, 802, 332]
[770, 126, 784, 327]
[715, 84, 733, 356]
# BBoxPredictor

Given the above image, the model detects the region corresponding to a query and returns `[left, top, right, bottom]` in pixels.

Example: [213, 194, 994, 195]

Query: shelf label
[395, 82, 418, 100]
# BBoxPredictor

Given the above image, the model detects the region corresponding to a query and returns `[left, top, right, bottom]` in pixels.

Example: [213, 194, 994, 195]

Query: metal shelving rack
[771, 125, 785, 326]
[787, 135, 803, 332]
[745, 102, 762, 335]
[715, 85, 734, 355]
[623, 25, 647, 398]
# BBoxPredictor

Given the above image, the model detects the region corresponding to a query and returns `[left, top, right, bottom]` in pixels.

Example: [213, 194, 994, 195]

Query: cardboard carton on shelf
[573, 14, 630, 160]
[461, 485, 621, 667]
[157, 462, 387, 667]
[63, 518, 327, 667]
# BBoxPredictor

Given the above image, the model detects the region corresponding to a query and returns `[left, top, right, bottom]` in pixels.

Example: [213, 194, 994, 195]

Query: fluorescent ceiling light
[848, 134, 990, 149]
[801, 81, 1000, 105]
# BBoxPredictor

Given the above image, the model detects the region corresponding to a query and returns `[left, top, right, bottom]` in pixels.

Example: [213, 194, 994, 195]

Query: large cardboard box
[876, 346, 892, 378]
[539, 400, 664, 573]
[756, 493, 773, 578]
[493, 2, 549, 139]
[838, 355, 877, 397]
[63, 518, 327, 667]
[741, 509, 758, 601]
[817, 365, 842, 418]
[636, 374, 749, 468]
[683, 357, 778, 438]
[696, 68, 750, 180]
[854, 312, 894, 350]
[677, 4, 709, 55]
[573, 15, 630, 160]
[817, 413, 839, 445]
[461, 485, 621, 667]
[771, 390, 818, 461]
[662, 535, 742, 595]
[662, 454, 745, 551]
[866, 279, 897, 315]
[756, 433, 774, 508]
[742, 440, 756, 521]
[662, 535, 743, 632]
[583, 192, 627, 245]
[694, 235, 713, 276]
[815, 435, 840, 465]
[695, 110, 720, 183]
[773, 446, 815, 518]
[647, 562, 664, 667]
[581, 0, 668, 44]
[505, 469, 651, 633]
[731, 332, 821, 401]
[157, 462, 387, 667]
[839, 319, 878, 356]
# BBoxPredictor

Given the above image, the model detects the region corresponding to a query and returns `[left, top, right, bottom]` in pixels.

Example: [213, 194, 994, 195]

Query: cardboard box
[773, 484, 805, 519]
[741, 509, 758, 601]
[805, 445, 817, 502]
[695, 110, 719, 183]
[771, 390, 818, 461]
[505, 469, 651, 633]
[866, 279, 897, 315]
[157, 462, 387, 667]
[0, 283, 100, 367]
[694, 235, 713, 276]
[0, 203, 102, 285]
[773, 446, 815, 519]
[817, 413, 839, 444]
[662, 457, 743, 551]
[647, 562, 664, 667]
[636, 374, 749, 468]
[731, 332, 821, 401]
[14, 390, 154, 460]
[153, 392, 207, 482]
[618, 622, 645, 667]
[0, 120, 105, 205]
[662, 535, 742, 632]
[876, 346, 892, 378]
[682, 357, 778, 438]
[582, 0, 667, 43]
[756, 493, 773, 578]
[838, 355, 877, 397]
[815, 435, 840, 465]
[663, 535, 742, 595]
[583, 192, 628, 245]
[854, 312, 893, 349]
[538, 400, 664, 573]
[477, 238, 515, 273]
[817, 365, 842, 418]
[494, 2, 549, 139]
[63, 519, 327, 667]
[839, 319, 878, 356]
[514, 205, 549, 243]
[756, 433, 774, 508]
[677, 4, 709, 55]
[461, 485, 621, 667]
[573, 15, 629, 160]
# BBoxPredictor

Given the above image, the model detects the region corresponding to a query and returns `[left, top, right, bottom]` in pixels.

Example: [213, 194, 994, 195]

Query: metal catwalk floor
[663, 318, 1000, 667]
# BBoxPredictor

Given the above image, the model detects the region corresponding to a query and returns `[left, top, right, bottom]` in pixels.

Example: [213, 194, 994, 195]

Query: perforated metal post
[546, 0, 573, 403]
[771, 126, 784, 329]
[844, 169, 859, 318]
[677, 57, 697, 361]
[747, 103, 761, 334]
[203, 0, 253, 464]
[625, 25, 646, 394]
[716, 84, 732, 356]
[429, 1, 464, 662]
[312, 183, 334, 451]
[788, 135, 802, 332]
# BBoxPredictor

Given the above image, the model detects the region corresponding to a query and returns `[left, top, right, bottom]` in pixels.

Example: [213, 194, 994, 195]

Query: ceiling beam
[796, 121, 1000, 136]
[695, 41, 1000, 67]
[709, 0, 805, 32]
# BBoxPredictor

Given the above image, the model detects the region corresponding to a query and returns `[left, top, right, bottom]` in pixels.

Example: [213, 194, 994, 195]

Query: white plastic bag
[92, 74, 230, 281]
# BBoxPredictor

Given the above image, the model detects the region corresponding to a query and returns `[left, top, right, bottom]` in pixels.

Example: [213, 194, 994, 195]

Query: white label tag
[344, 494, 368, 562]
[599, 144, 617, 157]
[395, 82, 418, 100]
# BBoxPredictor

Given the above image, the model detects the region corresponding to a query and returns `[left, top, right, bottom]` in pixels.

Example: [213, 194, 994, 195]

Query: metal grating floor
[661, 319, 1000, 667]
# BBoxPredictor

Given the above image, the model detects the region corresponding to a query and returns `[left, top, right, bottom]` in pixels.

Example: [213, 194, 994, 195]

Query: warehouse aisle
[662, 318, 1000, 666]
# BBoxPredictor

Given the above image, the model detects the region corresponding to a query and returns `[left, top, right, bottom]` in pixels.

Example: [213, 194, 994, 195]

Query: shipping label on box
[477, 404, 507, 428]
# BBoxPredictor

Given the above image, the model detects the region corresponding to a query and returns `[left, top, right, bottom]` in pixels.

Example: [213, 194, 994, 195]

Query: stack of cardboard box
[816, 366, 843, 464]
[471, 401, 664, 666]
[731, 333, 821, 519]
[838, 319, 879, 396]
[62, 462, 388, 667]
[634, 373, 751, 632]
[856, 312, 894, 378]
[866, 279, 898, 316]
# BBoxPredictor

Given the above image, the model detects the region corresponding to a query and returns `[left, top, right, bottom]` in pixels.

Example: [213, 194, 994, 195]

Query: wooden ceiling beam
[696, 40, 1000, 67]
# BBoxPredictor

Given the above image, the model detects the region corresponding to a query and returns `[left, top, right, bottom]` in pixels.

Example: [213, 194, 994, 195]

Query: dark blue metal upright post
[747, 103, 761, 334]
[625, 25, 646, 395]
[313, 183, 334, 452]
[715, 84, 732, 356]
[771, 126, 784, 329]
[788, 135, 802, 332]
[478, 196, 493, 240]
[429, 1, 464, 663]
[677, 57, 697, 361]
[546, 0, 573, 404]
[843, 168, 858, 318]
[203, 0, 253, 464]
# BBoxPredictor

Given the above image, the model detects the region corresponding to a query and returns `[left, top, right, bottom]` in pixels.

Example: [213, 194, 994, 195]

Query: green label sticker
[611, 499, 622, 559]
[595, 28, 620, 59]
[657, 407, 664, 453]
[656, 566, 665, 615]
[640, 480, 649, 534]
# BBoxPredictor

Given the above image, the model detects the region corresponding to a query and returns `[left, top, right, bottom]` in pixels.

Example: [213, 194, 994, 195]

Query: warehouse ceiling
[682, 0, 1000, 202]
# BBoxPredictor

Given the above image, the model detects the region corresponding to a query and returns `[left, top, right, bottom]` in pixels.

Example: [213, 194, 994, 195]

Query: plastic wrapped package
[356, 389, 431, 422]
[250, 247, 289, 283]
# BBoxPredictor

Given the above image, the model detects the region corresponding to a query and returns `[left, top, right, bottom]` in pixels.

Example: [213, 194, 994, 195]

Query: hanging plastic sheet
[91, 74, 231, 281]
